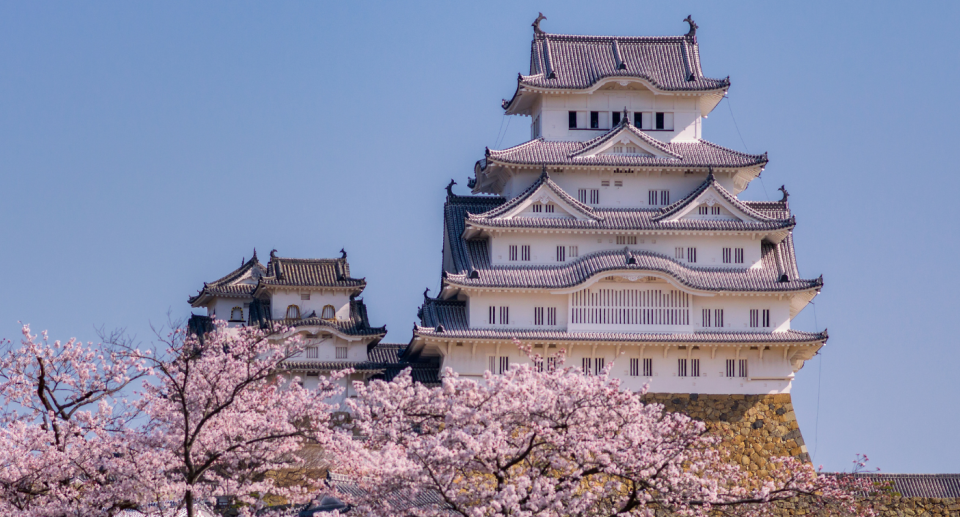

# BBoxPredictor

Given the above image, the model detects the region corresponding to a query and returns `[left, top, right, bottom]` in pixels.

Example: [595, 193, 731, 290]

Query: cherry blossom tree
[132, 321, 343, 517]
[0, 324, 156, 517]
[333, 340, 877, 517]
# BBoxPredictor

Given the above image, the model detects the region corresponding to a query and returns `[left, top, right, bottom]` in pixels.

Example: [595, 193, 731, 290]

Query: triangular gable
[571, 122, 681, 160]
[469, 169, 601, 222]
[656, 173, 776, 224]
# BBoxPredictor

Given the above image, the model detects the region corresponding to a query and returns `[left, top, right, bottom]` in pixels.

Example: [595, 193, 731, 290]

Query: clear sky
[2, 1, 957, 474]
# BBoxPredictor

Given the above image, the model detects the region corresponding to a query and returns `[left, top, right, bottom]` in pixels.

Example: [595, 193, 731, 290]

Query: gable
[600, 142, 654, 157]
[574, 127, 678, 160]
[667, 186, 762, 223]
[502, 188, 582, 220]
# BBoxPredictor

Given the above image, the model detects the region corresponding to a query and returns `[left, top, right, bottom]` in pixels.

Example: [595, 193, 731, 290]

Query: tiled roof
[281, 341, 442, 387]
[445, 246, 821, 293]
[474, 168, 599, 221]
[825, 473, 960, 499]
[262, 252, 366, 289]
[503, 29, 728, 113]
[443, 194, 506, 275]
[286, 299, 387, 338]
[465, 171, 794, 233]
[416, 297, 826, 344]
[443, 193, 810, 293]
[188, 252, 265, 305]
[483, 132, 767, 169]
[653, 171, 776, 222]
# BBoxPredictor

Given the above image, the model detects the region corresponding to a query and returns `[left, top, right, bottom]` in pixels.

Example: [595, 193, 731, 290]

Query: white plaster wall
[289, 335, 368, 362]
[536, 91, 701, 142]
[441, 342, 794, 395]
[500, 171, 738, 207]
[207, 298, 252, 327]
[467, 292, 568, 329]
[270, 291, 351, 320]
[488, 233, 763, 269]
[691, 297, 792, 332]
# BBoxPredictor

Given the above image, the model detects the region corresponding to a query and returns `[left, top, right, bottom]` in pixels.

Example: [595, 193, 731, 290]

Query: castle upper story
[504, 15, 728, 145]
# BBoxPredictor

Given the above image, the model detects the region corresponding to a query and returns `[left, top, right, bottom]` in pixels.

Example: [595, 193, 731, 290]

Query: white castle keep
[189, 16, 826, 396]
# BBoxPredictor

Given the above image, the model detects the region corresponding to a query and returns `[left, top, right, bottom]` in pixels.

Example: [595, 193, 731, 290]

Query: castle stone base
[643, 393, 810, 472]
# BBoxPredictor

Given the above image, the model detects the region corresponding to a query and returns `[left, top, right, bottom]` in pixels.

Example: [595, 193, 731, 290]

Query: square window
[614, 180, 622, 187]
[335, 346, 348, 360]
[301, 293, 311, 301]
[306, 347, 318, 359]
[601, 180, 610, 187]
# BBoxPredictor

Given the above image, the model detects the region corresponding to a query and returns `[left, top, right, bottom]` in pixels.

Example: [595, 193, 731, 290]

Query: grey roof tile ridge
[571, 120, 681, 159]
[466, 168, 601, 222]
[652, 172, 778, 223]
[698, 139, 768, 162]
[486, 138, 547, 157]
[446, 248, 823, 292]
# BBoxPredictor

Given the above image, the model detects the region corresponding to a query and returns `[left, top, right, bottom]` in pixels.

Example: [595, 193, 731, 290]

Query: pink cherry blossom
[331, 339, 878, 517]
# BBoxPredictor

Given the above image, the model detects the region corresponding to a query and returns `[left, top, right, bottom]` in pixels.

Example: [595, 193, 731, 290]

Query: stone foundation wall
[643, 393, 810, 472]
[643, 393, 960, 516]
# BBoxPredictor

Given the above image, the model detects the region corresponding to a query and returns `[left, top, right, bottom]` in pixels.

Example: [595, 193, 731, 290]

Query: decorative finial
[622, 107, 629, 125]
[683, 15, 698, 37]
[269, 249, 277, 259]
[540, 164, 549, 179]
[252, 248, 257, 260]
[446, 179, 457, 199]
[778, 185, 790, 202]
[707, 167, 715, 181]
[423, 287, 430, 300]
[533, 12, 547, 34]
[340, 248, 347, 260]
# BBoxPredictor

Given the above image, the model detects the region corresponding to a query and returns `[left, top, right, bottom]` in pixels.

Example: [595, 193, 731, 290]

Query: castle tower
[406, 16, 823, 463]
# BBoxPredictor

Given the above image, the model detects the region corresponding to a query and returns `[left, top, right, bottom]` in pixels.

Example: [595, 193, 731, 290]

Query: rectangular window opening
[643, 358, 653, 377]
[590, 111, 599, 129]
[691, 358, 700, 377]
[556, 245, 566, 262]
[590, 189, 599, 204]
[578, 189, 588, 204]
[547, 307, 556, 326]
[305, 347, 318, 359]
[509, 245, 518, 261]
[611, 111, 621, 126]
[656, 112, 665, 130]
[521, 245, 531, 261]
[335, 346, 348, 360]
[568, 111, 577, 129]
[678, 358, 688, 377]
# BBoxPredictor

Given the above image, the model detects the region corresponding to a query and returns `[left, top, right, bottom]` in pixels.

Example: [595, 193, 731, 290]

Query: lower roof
[415, 298, 827, 345]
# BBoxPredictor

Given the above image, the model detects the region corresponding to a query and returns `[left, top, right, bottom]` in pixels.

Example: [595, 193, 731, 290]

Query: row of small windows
[531, 202, 555, 213]
[577, 188, 600, 205]
[510, 243, 743, 265]
[533, 307, 557, 326]
[698, 205, 722, 215]
[568, 188, 671, 207]
[568, 111, 674, 131]
[489, 354, 748, 379]
[648, 190, 670, 206]
[285, 304, 336, 320]
[701, 309, 771, 328]
[303, 346, 348, 360]
[675, 247, 698, 263]
[511, 245, 582, 262]
[489, 306, 558, 326]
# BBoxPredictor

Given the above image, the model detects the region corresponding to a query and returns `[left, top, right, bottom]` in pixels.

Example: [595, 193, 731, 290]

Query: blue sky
[2, 1, 957, 473]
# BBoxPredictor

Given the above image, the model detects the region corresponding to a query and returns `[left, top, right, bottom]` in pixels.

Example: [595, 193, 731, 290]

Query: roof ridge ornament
[706, 167, 715, 182]
[540, 165, 549, 179]
[778, 185, 790, 203]
[621, 107, 629, 126]
[340, 248, 347, 260]
[533, 12, 546, 34]
[446, 179, 457, 200]
[269, 249, 277, 259]
[683, 15, 698, 38]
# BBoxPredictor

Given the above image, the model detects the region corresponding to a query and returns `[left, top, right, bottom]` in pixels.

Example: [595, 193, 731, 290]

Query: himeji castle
[190, 16, 826, 397]
[404, 14, 826, 395]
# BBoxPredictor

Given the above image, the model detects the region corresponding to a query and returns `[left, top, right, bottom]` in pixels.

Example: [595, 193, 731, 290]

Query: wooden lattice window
[285, 305, 301, 320]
